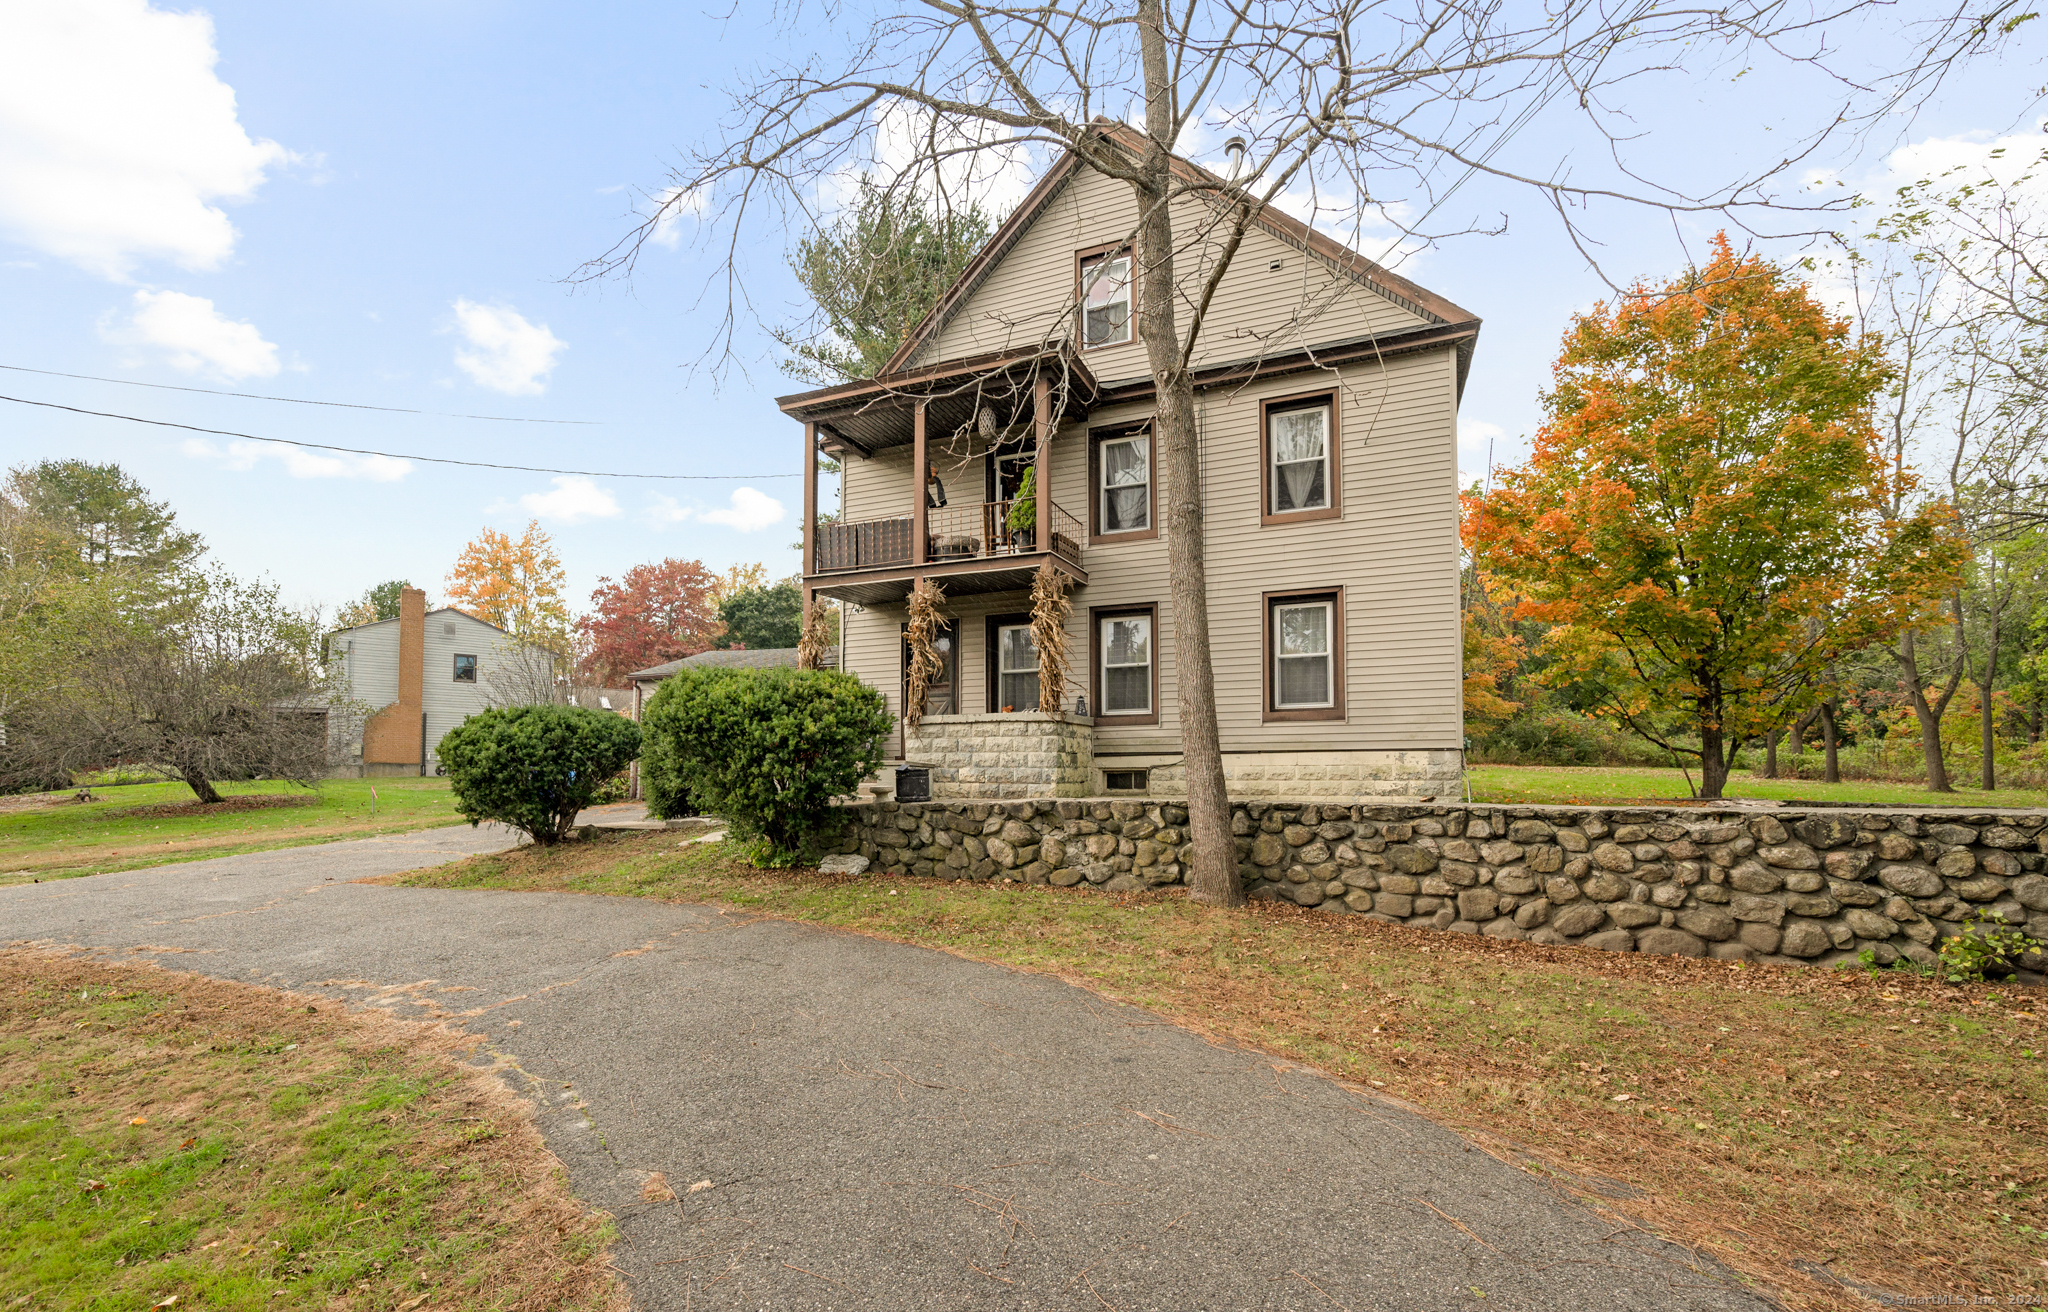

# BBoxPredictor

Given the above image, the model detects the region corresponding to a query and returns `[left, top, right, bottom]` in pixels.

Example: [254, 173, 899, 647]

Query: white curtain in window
[1102, 437, 1149, 531]
[1084, 255, 1130, 344]
[998, 624, 1040, 710]
[1102, 616, 1151, 713]
[1275, 603, 1331, 706]
[1271, 408, 1328, 512]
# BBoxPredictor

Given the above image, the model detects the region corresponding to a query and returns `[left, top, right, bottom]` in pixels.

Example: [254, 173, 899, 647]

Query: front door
[899, 619, 957, 755]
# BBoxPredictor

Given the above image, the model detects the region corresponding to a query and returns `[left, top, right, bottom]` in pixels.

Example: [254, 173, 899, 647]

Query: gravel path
[2, 827, 1772, 1310]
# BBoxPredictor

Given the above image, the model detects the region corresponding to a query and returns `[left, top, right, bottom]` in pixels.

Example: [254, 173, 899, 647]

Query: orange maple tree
[575, 557, 726, 684]
[1465, 235, 1966, 799]
[444, 519, 571, 655]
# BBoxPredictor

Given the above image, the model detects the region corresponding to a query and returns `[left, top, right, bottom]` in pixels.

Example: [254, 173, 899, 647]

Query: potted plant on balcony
[1005, 465, 1037, 549]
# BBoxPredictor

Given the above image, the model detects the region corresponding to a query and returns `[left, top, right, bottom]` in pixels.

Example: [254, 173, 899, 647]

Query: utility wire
[0, 362, 601, 424]
[0, 394, 797, 480]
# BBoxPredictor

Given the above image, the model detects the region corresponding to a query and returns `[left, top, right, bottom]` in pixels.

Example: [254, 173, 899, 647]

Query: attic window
[1079, 249, 1131, 347]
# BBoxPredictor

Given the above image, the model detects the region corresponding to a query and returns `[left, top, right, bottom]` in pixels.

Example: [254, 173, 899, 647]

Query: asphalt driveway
[2, 825, 1774, 1311]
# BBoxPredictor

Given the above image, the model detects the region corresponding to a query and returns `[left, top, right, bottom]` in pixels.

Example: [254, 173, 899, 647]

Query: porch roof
[775, 345, 1099, 458]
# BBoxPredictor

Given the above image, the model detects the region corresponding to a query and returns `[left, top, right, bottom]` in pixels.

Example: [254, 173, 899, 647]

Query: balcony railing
[814, 498, 1083, 574]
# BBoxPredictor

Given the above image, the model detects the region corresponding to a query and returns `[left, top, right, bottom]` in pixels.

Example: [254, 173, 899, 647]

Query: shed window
[997, 623, 1040, 711]
[1081, 250, 1131, 346]
[1100, 614, 1152, 716]
[453, 654, 477, 683]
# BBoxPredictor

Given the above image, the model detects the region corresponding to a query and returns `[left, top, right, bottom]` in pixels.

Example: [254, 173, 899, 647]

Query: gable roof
[880, 119, 1479, 379]
[329, 606, 514, 639]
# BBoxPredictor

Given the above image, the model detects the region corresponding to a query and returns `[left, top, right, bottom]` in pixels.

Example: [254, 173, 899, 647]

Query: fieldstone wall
[837, 799, 2048, 977]
[904, 713, 1094, 799]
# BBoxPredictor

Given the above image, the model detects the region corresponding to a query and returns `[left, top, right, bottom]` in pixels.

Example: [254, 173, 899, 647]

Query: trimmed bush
[641, 666, 890, 864]
[436, 704, 642, 845]
[640, 722, 696, 820]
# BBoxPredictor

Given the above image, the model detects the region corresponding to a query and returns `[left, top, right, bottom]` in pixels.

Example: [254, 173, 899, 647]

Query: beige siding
[908, 167, 1434, 380]
[421, 612, 522, 765]
[832, 345, 1462, 762]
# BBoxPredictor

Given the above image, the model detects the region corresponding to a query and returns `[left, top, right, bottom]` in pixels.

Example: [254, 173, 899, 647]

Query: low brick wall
[837, 799, 2048, 976]
[904, 713, 1094, 798]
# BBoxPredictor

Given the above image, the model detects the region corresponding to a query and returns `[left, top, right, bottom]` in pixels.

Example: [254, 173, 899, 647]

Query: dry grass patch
[391, 831, 2048, 1311]
[0, 951, 619, 1311]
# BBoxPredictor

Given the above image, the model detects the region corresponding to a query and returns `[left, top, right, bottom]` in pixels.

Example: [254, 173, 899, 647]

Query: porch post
[912, 399, 929, 568]
[801, 420, 817, 578]
[1033, 373, 1051, 540]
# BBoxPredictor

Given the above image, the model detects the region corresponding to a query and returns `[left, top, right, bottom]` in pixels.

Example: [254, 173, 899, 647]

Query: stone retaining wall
[838, 799, 2048, 976]
[904, 713, 1094, 798]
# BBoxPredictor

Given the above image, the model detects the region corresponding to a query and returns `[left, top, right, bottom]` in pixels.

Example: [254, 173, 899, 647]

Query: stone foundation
[837, 799, 2048, 978]
[904, 713, 1094, 798]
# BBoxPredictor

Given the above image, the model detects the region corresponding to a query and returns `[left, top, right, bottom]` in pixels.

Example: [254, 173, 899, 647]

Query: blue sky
[0, 1, 2040, 616]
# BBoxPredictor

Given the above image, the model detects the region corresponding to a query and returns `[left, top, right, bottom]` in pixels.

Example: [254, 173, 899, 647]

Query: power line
[0, 362, 602, 424]
[0, 394, 797, 480]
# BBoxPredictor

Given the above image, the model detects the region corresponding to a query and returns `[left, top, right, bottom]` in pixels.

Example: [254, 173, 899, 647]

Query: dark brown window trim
[984, 611, 1036, 713]
[1089, 602, 1160, 727]
[1075, 242, 1134, 351]
[1087, 420, 1158, 544]
[1260, 388, 1342, 526]
[1262, 587, 1345, 723]
[452, 654, 477, 683]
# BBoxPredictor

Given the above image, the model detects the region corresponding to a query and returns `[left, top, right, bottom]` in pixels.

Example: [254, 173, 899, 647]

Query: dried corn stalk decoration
[796, 592, 829, 670]
[904, 577, 947, 728]
[1030, 560, 1072, 718]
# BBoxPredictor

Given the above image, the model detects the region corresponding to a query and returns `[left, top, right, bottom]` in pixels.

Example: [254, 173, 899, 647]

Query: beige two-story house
[780, 127, 1477, 803]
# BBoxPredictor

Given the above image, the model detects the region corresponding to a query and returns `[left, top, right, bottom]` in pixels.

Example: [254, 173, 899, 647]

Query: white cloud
[646, 495, 691, 525]
[518, 476, 619, 524]
[450, 299, 565, 395]
[647, 185, 708, 249]
[181, 436, 410, 482]
[104, 289, 279, 379]
[0, 0, 294, 280]
[699, 487, 785, 533]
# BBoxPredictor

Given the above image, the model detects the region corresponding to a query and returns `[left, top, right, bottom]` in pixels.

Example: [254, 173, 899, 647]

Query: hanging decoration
[905, 577, 947, 728]
[1030, 560, 1072, 718]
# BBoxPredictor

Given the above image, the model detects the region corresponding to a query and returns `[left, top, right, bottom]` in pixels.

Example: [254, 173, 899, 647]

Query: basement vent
[1103, 769, 1148, 792]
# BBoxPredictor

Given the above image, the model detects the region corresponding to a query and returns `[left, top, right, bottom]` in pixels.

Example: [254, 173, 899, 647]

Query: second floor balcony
[780, 344, 1097, 606]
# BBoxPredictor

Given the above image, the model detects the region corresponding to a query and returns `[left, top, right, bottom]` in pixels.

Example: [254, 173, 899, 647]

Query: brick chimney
[362, 586, 429, 771]
[396, 586, 425, 716]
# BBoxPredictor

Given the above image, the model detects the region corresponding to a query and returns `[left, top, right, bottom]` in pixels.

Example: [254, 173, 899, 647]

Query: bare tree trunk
[181, 768, 222, 805]
[1763, 728, 1779, 778]
[1891, 619, 1965, 793]
[1820, 700, 1840, 784]
[1980, 567, 2000, 791]
[1133, 0, 1235, 905]
[1698, 722, 1728, 800]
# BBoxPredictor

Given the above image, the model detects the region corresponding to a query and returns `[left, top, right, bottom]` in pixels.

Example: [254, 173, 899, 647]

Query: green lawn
[1, 952, 614, 1311]
[1466, 763, 2048, 808]
[0, 778, 463, 885]
[390, 832, 2048, 1310]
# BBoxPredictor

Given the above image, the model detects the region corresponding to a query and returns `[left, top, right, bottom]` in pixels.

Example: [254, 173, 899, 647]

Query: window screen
[997, 623, 1040, 711]
[1272, 602, 1332, 708]
[1100, 435, 1149, 533]
[1100, 615, 1152, 715]
[1270, 404, 1330, 513]
[1081, 251, 1131, 346]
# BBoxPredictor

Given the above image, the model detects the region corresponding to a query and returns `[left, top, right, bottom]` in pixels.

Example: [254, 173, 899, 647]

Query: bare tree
[9, 569, 337, 802]
[482, 640, 564, 711]
[585, 0, 2022, 903]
